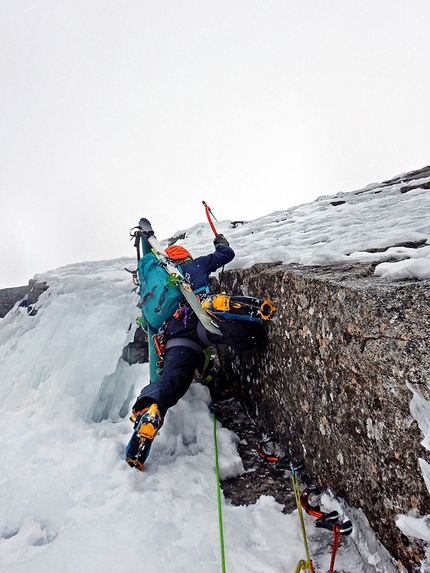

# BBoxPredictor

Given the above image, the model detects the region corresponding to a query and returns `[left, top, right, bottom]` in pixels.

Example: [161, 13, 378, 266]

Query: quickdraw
[152, 332, 165, 357]
[124, 267, 139, 286]
[257, 436, 294, 465]
[257, 437, 352, 573]
[301, 487, 353, 536]
[151, 320, 171, 376]
[301, 487, 352, 573]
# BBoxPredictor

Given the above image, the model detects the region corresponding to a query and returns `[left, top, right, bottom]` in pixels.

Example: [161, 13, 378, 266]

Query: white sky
[1, 0, 430, 289]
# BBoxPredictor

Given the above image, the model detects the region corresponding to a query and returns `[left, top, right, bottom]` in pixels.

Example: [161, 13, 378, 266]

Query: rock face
[219, 261, 430, 571]
[0, 280, 48, 318]
[0, 286, 28, 317]
[122, 326, 149, 365]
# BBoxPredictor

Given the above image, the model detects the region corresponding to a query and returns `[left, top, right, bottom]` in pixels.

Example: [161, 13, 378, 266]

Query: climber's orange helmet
[165, 245, 193, 262]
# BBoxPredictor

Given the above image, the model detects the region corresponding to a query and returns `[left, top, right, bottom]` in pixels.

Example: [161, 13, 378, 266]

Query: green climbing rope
[213, 413, 227, 573]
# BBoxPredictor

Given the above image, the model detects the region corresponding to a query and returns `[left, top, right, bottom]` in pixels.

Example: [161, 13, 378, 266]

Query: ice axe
[202, 201, 218, 236]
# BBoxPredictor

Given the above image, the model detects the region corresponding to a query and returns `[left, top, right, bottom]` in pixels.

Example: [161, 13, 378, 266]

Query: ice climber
[126, 231, 235, 469]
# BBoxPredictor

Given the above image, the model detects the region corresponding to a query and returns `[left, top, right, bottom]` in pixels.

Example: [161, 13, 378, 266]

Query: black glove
[213, 233, 229, 248]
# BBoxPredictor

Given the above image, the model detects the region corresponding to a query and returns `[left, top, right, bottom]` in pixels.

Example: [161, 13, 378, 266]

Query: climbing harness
[257, 437, 352, 573]
[213, 413, 227, 573]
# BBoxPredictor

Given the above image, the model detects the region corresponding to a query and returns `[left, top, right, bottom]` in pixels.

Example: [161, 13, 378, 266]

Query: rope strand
[329, 527, 341, 573]
[291, 467, 315, 573]
[213, 413, 227, 573]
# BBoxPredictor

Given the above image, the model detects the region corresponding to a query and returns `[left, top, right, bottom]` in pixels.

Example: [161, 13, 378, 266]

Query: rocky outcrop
[122, 326, 149, 365]
[0, 280, 49, 318]
[218, 261, 430, 571]
[0, 286, 28, 318]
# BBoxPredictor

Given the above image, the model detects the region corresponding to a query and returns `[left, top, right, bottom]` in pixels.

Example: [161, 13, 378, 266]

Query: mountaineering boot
[136, 403, 162, 439]
[125, 404, 163, 471]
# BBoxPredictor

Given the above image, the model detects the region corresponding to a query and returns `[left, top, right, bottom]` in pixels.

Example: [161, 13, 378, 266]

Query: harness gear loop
[256, 437, 283, 463]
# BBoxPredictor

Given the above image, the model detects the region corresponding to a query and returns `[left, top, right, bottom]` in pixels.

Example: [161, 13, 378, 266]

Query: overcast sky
[1, 0, 430, 289]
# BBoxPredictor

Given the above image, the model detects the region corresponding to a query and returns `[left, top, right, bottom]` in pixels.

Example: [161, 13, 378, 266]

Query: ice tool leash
[257, 438, 352, 573]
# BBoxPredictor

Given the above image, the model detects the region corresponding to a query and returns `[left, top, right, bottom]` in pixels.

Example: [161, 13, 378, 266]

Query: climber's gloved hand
[213, 233, 229, 248]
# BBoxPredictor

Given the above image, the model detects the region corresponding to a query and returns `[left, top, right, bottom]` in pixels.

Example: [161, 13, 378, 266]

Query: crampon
[125, 404, 163, 471]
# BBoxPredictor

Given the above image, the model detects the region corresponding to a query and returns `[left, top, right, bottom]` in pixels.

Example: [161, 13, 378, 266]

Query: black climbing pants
[134, 345, 204, 418]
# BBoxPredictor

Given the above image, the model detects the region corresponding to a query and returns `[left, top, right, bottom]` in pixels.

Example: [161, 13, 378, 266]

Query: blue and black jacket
[166, 244, 235, 340]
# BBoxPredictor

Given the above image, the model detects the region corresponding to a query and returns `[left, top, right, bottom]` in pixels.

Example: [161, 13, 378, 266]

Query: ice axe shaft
[202, 201, 218, 235]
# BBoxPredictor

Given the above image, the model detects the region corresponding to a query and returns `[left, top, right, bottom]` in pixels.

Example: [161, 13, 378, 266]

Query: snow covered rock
[0, 280, 48, 318]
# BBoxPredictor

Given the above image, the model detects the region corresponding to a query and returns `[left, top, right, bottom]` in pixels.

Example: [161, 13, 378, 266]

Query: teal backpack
[137, 253, 184, 330]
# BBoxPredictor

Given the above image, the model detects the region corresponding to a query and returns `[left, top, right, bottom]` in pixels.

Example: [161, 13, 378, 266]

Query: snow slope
[176, 174, 430, 280]
[1, 172, 430, 572]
